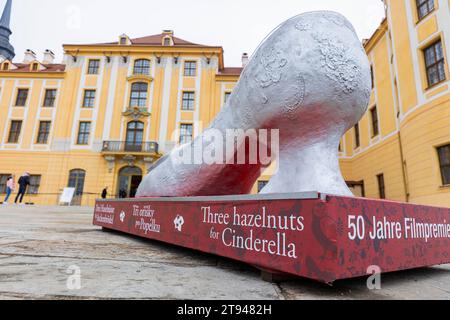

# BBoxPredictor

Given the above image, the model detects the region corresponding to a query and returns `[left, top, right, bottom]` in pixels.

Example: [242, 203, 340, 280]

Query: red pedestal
[93, 193, 450, 283]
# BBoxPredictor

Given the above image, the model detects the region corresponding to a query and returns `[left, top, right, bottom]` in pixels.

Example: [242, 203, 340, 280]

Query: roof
[0, 62, 66, 73]
[95, 33, 212, 47]
[217, 67, 243, 76]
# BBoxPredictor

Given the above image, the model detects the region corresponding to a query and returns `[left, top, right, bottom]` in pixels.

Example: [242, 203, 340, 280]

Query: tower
[0, 0, 14, 61]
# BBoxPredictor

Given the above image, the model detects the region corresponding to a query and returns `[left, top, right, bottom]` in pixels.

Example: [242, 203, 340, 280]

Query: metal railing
[101, 141, 159, 154]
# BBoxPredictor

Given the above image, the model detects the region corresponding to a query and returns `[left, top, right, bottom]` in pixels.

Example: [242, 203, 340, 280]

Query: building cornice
[215, 74, 241, 81]
[63, 45, 225, 70]
[0, 72, 65, 79]
[364, 18, 388, 53]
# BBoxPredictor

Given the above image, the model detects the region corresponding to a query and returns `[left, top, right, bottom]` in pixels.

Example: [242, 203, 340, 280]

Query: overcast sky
[6, 0, 385, 67]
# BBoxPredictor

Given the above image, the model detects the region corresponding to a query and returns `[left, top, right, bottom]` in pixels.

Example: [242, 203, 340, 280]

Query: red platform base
[93, 193, 450, 283]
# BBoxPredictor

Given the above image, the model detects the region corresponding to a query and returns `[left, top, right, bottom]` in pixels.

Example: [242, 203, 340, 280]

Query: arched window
[133, 59, 150, 75]
[125, 121, 144, 151]
[129, 82, 148, 108]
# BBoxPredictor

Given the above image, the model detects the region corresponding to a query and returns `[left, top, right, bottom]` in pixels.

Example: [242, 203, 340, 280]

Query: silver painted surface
[137, 11, 371, 198]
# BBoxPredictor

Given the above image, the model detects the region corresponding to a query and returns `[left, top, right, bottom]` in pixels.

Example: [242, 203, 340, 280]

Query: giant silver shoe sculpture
[137, 11, 371, 198]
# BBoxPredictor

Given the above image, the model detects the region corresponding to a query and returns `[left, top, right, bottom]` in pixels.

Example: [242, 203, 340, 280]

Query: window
[180, 124, 193, 144]
[163, 37, 171, 46]
[182, 91, 195, 111]
[120, 37, 127, 45]
[77, 122, 91, 145]
[258, 181, 269, 193]
[129, 82, 148, 107]
[0, 174, 11, 193]
[184, 61, 197, 77]
[438, 145, 450, 185]
[224, 92, 232, 104]
[370, 65, 374, 89]
[32, 63, 38, 71]
[7, 120, 22, 143]
[28, 175, 41, 195]
[87, 60, 100, 74]
[354, 123, 360, 149]
[125, 121, 144, 152]
[15, 89, 29, 106]
[377, 174, 386, 199]
[370, 106, 379, 137]
[36, 121, 51, 144]
[133, 59, 150, 75]
[83, 90, 96, 108]
[43, 89, 57, 107]
[68, 169, 86, 205]
[2, 62, 9, 71]
[424, 40, 446, 87]
[416, 0, 434, 20]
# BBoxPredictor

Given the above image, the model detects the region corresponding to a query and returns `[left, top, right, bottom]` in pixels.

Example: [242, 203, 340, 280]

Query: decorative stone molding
[201, 56, 218, 69]
[104, 155, 116, 173]
[64, 54, 84, 68]
[119, 55, 129, 67]
[122, 155, 136, 167]
[126, 74, 154, 83]
[122, 107, 151, 120]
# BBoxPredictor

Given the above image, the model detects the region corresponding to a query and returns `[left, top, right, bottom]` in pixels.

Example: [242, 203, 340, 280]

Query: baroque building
[335, 0, 450, 206]
[0, 0, 449, 207]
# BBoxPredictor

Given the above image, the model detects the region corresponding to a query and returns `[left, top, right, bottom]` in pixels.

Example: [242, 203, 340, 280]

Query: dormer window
[2, 62, 9, 71]
[163, 36, 173, 46]
[119, 34, 130, 45]
[32, 63, 38, 71]
[162, 30, 174, 46]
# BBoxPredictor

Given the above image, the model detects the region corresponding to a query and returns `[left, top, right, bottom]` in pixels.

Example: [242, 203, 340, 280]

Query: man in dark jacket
[101, 187, 108, 199]
[15, 173, 30, 205]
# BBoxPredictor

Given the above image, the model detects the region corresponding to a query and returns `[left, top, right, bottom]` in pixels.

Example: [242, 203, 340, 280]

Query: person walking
[15, 173, 30, 205]
[3, 176, 15, 204]
[101, 187, 108, 199]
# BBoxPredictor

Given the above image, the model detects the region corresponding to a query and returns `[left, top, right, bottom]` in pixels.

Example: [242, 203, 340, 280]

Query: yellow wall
[340, 0, 450, 207]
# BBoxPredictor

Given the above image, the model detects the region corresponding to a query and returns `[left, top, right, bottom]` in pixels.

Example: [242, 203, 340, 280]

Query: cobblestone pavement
[0, 205, 449, 300]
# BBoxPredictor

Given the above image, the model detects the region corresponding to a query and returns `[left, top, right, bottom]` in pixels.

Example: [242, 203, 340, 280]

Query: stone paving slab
[0, 205, 449, 300]
[0, 255, 281, 300]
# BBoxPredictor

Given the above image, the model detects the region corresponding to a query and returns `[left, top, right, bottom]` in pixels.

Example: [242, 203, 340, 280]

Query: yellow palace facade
[0, 0, 449, 207]
[336, 0, 450, 207]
